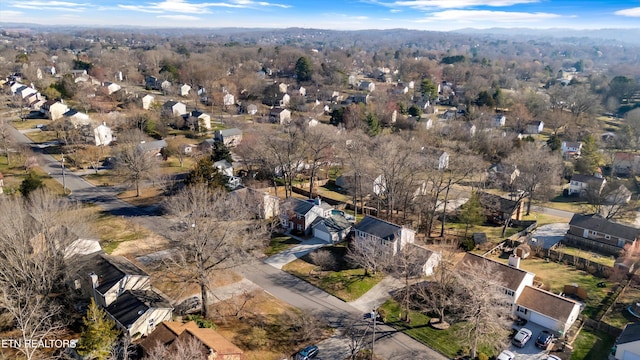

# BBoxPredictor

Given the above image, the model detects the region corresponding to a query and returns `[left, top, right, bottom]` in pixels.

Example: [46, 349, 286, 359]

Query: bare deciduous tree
[413, 246, 458, 326]
[0, 118, 14, 165]
[0, 189, 93, 360]
[301, 123, 336, 198]
[113, 129, 160, 197]
[346, 236, 392, 276]
[143, 336, 206, 360]
[162, 184, 268, 318]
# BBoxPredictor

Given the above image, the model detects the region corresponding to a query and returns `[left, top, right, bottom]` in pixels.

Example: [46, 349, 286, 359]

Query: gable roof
[312, 213, 352, 234]
[617, 322, 640, 345]
[105, 289, 172, 328]
[570, 174, 605, 185]
[289, 198, 316, 216]
[457, 253, 532, 292]
[184, 327, 244, 355]
[476, 191, 519, 214]
[217, 128, 243, 137]
[137, 140, 167, 152]
[91, 253, 148, 294]
[569, 213, 640, 241]
[516, 285, 580, 321]
[355, 215, 403, 241]
[140, 321, 244, 357]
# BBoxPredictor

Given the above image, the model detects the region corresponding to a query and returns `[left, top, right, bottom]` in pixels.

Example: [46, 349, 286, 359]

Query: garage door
[528, 311, 558, 331]
[313, 228, 332, 243]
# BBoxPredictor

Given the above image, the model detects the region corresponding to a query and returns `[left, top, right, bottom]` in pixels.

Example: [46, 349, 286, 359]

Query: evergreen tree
[420, 78, 438, 102]
[77, 299, 120, 360]
[295, 56, 313, 82]
[20, 171, 43, 198]
[366, 113, 381, 137]
[408, 104, 422, 117]
[459, 192, 484, 238]
[546, 134, 562, 151]
[575, 134, 602, 174]
[185, 156, 229, 190]
[212, 142, 233, 163]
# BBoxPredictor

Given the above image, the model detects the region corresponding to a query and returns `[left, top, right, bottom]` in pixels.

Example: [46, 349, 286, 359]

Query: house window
[505, 289, 514, 297]
[296, 214, 303, 220]
[591, 231, 597, 235]
[517, 306, 528, 314]
[148, 318, 155, 330]
[297, 224, 302, 231]
[74, 279, 81, 290]
[604, 234, 611, 240]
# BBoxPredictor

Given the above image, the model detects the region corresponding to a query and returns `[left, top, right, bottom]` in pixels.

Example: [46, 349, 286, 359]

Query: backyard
[571, 327, 616, 360]
[601, 279, 640, 328]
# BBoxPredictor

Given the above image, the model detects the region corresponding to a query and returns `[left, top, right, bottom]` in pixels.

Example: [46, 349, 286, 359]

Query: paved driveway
[264, 236, 327, 269]
[529, 223, 569, 250]
[508, 322, 556, 360]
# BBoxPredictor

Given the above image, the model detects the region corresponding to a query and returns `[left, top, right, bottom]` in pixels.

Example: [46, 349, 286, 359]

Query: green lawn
[540, 195, 587, 213]
[282, 244, 384, 302]
[555, 246, 616, 267]
[571, 328, 615, 360]
[264, 234, 300, 256]
[601, 284, 640, 328]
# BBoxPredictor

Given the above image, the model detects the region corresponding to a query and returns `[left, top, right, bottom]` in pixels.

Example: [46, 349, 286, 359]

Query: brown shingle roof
[186, 327, 245, 356]
[516, 286, 579, 321]
[457, 253, 532, 292]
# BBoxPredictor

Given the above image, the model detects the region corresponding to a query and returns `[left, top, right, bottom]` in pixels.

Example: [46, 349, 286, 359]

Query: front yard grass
[540, 195, 587, 213]
[487, 255, 614, 318]
[92, 210, 153, 254]
[264, 234, 300, 256]
[571, 327, 615, 360]
[282, 244, 384, 302]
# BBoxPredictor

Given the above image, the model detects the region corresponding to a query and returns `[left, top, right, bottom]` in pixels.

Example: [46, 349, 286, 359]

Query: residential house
[93, 122, 113, 146]
[214, 128, 243, 147]
[358, 81, 375, 92]
[214, 159, 233, 177]
[494, 114, 506, 127]
[0, 172, 4, 194]
[137, 140, 167, 157]
[613, 152, 640, 176]
[15, 85, 38, 99]
[179, 84, 191, 97]
[567, 174, 606, 196]
[140, 321, 246, 360]
[610, 322, 640, 360]
[41, 100, 68, 120]
[525, 120, 544, 134]
[102, 82, 121, 95]
[72, 252, 173, 338]
[605, 185, 632, 205]
[185, 110, 212, 131]
[36, 66, 56, 79]
[565, 213, 640, 255]
[278, 83, 288, 93]
[312, 211, 353, 244]
[420, 147, 449, 170]
[353, 216, 415, 256]
[281, 197, 332, 235]
[409, 243, 441, 277]
[223, 93, 235, 107]
[487, 163, 520, 188]
[230, 187, 280, 219]
[162, 101, 187, 117]
[269, 107, 291, 124]
[246, 104, 258, 115]
[345, 94, 370, 105]
[561, 141, 582, 158]
[145, 76, 160, 90]
[63, 109, 91, 128]
[141, 94, 155, 110]
[476, 191, 525, 224]
[421, 117, 433, 130]
[514, 286, 581, 335]
[71, 69, 88, 78]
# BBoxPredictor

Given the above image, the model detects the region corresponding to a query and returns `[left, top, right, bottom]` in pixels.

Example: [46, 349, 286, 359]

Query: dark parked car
[535, 330, 554, 349]
[512, 328, 533, 348]
[295, 345, 319, 360]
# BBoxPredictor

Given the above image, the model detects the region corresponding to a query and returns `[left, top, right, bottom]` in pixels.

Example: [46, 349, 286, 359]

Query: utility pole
[371, 309, 376, 360]
[61, 153, 66, 195]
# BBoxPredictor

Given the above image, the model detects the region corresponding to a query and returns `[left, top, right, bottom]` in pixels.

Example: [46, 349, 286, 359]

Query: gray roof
[291, 198, 316, 215]
[457, 253, 532, 292]
[91, 253, 148, 294]
[617, 322, 640, 345]
[214, 159, 232, 169]
[137, 140, 167, 152]
[570, 174, 605, 185]
[355, 216, 401, 241]
[105, 289, 172, 328]
[217, 128, 242, 137]
[312, 213, 352, 234]
[569, 214, 640, 241]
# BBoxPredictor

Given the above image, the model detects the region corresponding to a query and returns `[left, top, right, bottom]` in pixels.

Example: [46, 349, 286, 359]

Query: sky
[0, 0, 639, 31]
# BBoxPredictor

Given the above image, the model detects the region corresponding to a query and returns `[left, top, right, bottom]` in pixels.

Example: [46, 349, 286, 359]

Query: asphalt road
[11, 125, 447, 359]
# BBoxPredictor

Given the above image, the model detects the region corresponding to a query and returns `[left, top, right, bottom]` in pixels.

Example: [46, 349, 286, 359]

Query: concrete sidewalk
[264, 235, 328, 269]
[348, 276, 405, 313]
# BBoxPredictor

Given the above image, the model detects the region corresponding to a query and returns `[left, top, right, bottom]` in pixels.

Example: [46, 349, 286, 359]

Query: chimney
[315, 196, 321, 206]
[89, 272, 98, 288]
[508, 254, 521, 268]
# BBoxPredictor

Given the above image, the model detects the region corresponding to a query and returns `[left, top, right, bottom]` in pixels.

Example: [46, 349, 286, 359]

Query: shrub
[310, 249, 338, 271]
[478, 353, 489, 360]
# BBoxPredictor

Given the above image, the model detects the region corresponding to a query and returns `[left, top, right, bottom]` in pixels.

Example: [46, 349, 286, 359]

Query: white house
[214, 159, 233, 177]
[163, 101, 187, 117]
[179, 84, 191, 97]
[94, 122, 113, 146]
[214, 128, 243, 147]
[42, 100, 69, 121]
[421, 147, 449, 170]
[142, 94, 155, 110]
[410, 244, 441, 277]
[354, 216, 415, 256]
[63, 109, 91, 128]
[278, 83, 288, 93]
[561, 141, 582, 158]
[86, 254, 152, 308]
[312, 212, 352, 244]
[230, 187, 280, 220]
[525, 120, 544, 134]
[102, 82, 121, 95]
[610, 323, 640, 360]
[358, 81, 375, 92]
[568, 174, 606, 196]
[280, 197, 332, 235]
[223, 93, 235, 107]
[269, 107, 291, 124]
[186, 110, 211, 131]
[494, 114, 506, 127]
[246, 104, 258, 115]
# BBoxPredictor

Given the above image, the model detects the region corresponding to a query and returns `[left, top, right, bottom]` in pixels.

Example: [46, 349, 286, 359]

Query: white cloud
[157, 14, 202, 20]
[614, 7, 640, 17]
[10, 0, 89, 11]
[0, 10, 23, 17]
[117, 0, 289, 14]
[416, 9, 561, 23]
[372, 0, 540, 10]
